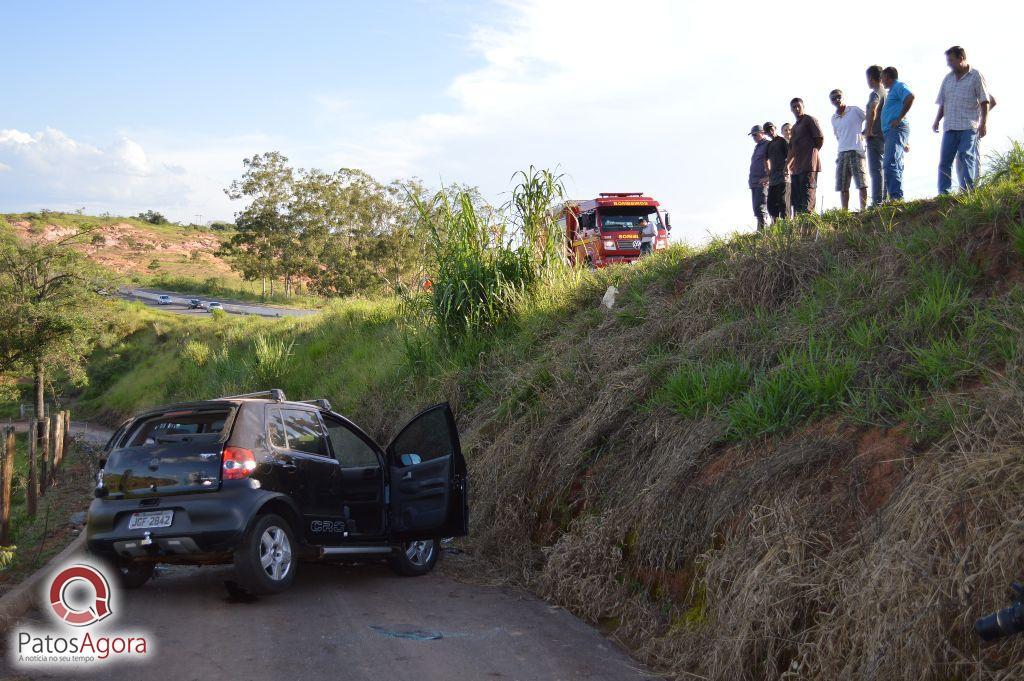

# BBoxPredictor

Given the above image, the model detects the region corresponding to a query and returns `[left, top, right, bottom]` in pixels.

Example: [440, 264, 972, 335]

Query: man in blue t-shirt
[880, 66, 915, 201]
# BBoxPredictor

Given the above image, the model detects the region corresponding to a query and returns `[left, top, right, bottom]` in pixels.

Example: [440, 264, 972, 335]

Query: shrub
[180, 340, 211, 367]
[981, 139, 1024, 186]
[244, 334, 294, 388]
[726, 340, 854, 439]
[900, 267, 968, 336]
[414, 167, 567, 346]
[904, 335, 975, 388]
[663, 359, 751, 418]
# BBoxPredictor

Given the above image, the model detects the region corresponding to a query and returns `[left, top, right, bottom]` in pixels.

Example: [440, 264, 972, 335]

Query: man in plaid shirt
[932, 45, 990, 194]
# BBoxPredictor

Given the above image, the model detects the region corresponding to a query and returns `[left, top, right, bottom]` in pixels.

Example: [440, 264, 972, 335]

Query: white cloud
[0, 127, 192, 215]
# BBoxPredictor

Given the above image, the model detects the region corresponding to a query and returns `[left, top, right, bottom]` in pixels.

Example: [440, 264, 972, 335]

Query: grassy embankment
[72, 176, 1024, 679]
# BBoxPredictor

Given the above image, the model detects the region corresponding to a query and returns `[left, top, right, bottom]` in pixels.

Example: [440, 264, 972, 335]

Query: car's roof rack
[218, 389, 286, 402]
[299, 398, 332, 411]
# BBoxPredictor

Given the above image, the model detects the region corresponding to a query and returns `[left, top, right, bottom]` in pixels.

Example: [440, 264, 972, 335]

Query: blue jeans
[866, 135, 885, 204]
[938, 129, 979, 194]
[751, 185, 769, 229]
[883, 122, 909, 201]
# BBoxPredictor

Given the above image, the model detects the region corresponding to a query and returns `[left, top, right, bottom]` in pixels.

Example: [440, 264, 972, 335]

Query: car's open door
[386, 403, 468, 541]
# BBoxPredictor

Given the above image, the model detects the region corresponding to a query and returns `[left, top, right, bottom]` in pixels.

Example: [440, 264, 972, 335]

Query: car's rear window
[121, 408, 232, 447]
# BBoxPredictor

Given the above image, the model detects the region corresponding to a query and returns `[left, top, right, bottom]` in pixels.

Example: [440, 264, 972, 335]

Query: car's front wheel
[233, 513, 296, 595]
[388, 539, 439, 576]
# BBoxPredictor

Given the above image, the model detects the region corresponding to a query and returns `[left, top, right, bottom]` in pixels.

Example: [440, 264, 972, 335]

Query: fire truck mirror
[665, 213, 672, 230]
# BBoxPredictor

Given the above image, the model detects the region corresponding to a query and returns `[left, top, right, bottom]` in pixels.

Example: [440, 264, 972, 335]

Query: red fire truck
[554, 192, 671, 268]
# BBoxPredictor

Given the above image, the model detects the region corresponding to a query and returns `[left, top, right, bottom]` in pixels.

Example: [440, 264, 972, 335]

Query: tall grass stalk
[414, 168, 568, 347]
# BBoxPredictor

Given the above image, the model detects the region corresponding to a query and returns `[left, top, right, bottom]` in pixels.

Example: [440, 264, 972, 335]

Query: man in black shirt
[763, 122, 790, 222]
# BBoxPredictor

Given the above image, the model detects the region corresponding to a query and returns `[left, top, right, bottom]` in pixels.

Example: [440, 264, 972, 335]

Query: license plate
[128, 510, 173, 530]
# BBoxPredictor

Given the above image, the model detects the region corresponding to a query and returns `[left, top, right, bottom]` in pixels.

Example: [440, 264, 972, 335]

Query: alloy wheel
[405, 540, 435, 567]
[259, 526, 292, 581]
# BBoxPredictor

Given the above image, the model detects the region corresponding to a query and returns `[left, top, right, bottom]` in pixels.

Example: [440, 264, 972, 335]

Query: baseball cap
[748, 125, 763, 136]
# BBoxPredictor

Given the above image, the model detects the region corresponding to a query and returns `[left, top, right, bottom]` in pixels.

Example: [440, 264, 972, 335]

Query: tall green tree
[0, 230, 117, 419]
[220, 152, 302, 296]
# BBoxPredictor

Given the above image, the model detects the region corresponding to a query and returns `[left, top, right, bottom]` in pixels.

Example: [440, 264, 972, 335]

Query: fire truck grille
[617, 239, 641, 251]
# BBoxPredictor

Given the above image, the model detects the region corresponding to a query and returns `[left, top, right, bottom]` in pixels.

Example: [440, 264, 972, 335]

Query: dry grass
[425, 184, 1024, 680]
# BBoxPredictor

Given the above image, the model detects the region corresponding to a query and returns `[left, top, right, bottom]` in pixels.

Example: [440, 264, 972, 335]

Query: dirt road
[4, 421, 111, 446]
[6, 558, 651, 681]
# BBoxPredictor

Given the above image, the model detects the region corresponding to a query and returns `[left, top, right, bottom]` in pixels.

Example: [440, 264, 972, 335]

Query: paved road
[5, 559, 651, 681]
[118, 287, 318, 318]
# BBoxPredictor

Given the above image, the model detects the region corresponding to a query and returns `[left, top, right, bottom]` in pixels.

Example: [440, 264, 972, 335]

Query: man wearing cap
[829, 89, 868, 211]
[763, 122, 790, 222]
[785, 98, 824, 214]
[748, 124, 770, 230]
[933, 45, 990, 194]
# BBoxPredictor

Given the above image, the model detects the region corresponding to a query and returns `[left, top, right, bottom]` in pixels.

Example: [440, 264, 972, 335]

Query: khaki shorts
[836, 150, 867, 191]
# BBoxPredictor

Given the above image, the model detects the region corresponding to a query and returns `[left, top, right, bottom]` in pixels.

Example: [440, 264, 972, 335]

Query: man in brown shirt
[785, 97, 824, 214]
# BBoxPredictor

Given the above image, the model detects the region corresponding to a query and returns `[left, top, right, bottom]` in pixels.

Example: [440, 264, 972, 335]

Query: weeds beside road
[0, 429, 105, 596]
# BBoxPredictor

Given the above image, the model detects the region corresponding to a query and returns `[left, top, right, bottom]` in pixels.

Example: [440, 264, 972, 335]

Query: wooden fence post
[57, 410, 71, 470]
[38, 417, 50, 497]
[26, 419, 37, 518]
[50, 412, 63, 486]
[1, 428, 14, 545]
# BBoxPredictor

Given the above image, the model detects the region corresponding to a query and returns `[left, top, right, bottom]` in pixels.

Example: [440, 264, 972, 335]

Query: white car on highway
[207, 302, 224, 312]
[157, 295, 172, 305]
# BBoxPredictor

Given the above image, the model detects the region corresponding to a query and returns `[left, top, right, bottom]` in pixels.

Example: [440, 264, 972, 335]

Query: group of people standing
[747, 45, 994, 230]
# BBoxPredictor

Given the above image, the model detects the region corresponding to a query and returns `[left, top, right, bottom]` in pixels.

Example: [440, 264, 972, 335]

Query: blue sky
[2, 0, 1022, 243]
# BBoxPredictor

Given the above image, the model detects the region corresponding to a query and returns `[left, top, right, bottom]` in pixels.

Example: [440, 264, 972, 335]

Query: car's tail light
[222, 446, 257, 479]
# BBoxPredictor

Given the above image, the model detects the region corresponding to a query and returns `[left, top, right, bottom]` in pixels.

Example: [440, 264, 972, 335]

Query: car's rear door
[385, 403, 468, 541]
[268, 407, 344, 543]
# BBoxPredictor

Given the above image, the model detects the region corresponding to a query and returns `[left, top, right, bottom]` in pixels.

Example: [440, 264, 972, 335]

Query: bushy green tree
[0, 230, 118, 417]
[220, 153, 432, 298]
[136, 210, 168, 225]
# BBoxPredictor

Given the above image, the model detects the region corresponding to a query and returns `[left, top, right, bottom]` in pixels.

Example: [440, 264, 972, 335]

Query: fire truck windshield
[599, 208, 663, 232]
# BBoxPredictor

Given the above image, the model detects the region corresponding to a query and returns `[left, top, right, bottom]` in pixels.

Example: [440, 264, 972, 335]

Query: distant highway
[118, 287, 318, 318]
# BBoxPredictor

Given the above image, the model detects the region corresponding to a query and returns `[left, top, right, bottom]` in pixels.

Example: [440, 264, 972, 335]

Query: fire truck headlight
[603, 239, 616, 250]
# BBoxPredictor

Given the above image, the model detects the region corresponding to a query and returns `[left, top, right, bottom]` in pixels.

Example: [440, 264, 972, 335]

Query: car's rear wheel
[233, 513, 296, 595]
[388, 539, 439, 576]
[117, 562, 155, 589]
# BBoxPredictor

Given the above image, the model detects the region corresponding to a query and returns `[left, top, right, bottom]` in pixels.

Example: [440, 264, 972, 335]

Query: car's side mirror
[400, 453, 422, 466]
[664, 213, 672, 231]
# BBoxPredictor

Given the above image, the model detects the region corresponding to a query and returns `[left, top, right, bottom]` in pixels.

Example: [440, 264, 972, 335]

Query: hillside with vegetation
[0, 210, 239, 287]
[58, 146, 1024, 679]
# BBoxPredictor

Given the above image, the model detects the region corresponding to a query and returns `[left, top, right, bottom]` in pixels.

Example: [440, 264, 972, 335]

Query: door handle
[402, 471, 413, 480]
[277, 458, 297, 471]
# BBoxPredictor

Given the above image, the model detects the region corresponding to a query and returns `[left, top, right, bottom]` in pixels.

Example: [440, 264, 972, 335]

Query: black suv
[86, 390, 468, 595]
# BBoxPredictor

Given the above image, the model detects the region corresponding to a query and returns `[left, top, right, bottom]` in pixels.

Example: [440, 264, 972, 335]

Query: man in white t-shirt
[829, 89, 868, 211]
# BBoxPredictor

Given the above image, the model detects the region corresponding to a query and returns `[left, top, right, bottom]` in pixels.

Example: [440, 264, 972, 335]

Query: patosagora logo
[48, 564, 112, 626]
[10, 561, 152, 669]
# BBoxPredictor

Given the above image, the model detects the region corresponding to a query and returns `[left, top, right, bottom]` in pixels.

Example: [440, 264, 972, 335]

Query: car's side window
[390, 407, 453, 464]
[267, 408, 288, 449]
[324, 418, 380, 468]
[281, 408, 327, 457]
